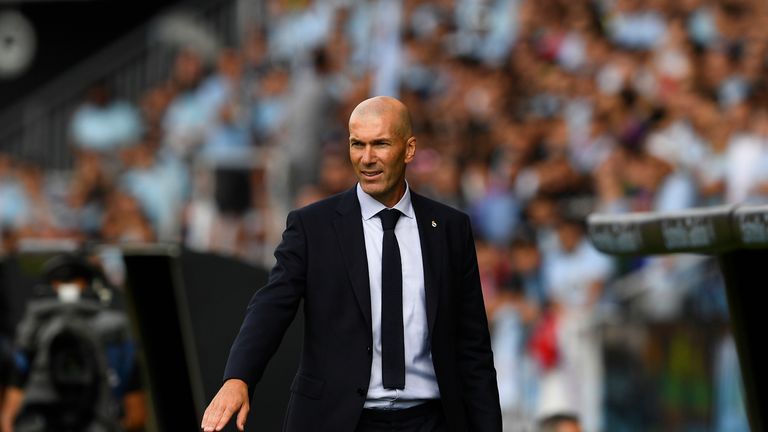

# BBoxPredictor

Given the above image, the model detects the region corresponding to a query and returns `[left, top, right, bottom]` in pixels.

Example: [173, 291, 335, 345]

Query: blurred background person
[538, 216, 612, 432]
[69, 82, 142, 156]
[0, 254, 145, 432]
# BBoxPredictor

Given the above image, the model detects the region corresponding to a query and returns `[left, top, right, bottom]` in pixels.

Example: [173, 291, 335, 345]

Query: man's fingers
[215, 406, 235, 431]
[201, 379, 248, 431]
[202, 401, 229, 431]
[201, 404, 213, 430]
[201, 403, 224, 432]
[236, 402, 250, 431]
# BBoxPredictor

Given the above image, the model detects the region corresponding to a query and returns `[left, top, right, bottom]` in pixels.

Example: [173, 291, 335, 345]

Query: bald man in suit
[202, 96, 501, 432]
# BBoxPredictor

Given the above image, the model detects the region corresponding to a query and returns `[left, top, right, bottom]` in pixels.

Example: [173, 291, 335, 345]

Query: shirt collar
[356, 182, 415, 221]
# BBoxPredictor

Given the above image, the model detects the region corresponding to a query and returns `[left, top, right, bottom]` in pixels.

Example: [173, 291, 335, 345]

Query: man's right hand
[201, 379, 249, 432]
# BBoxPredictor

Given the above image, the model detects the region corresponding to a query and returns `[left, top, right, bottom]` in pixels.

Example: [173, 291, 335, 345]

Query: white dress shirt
[357, 183, 441, 409]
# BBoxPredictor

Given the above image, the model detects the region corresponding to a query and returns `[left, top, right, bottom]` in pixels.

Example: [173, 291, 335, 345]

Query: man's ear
[404, 137, 416, 163]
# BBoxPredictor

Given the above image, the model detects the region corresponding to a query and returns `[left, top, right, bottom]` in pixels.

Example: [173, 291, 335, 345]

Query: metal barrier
[588, 204, 768, 431]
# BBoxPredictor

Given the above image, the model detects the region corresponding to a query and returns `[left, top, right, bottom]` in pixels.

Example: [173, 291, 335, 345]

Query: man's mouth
[361, 170, 383, 178]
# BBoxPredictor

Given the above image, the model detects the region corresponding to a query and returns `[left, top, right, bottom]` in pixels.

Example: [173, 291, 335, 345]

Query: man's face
[556, 420, 581, 432]
[349, 112, 415, 207]
[557, 222, 583, 253]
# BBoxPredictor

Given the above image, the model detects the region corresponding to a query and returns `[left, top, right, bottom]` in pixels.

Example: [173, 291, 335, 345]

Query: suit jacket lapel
[411, 192, 442, 337]
[333, 188, 372, 330]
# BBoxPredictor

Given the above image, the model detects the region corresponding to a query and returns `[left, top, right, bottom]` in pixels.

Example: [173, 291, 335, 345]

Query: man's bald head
[349, 96, 413, 141]
[348, 96, 417, 207]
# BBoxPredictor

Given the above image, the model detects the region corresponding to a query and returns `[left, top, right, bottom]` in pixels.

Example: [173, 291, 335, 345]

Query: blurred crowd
[2, 0, 764, 430]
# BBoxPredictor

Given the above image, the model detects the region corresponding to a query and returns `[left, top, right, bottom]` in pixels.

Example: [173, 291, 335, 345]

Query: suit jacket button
[357, 388, 366, 397]
[366, 346, 372, 355]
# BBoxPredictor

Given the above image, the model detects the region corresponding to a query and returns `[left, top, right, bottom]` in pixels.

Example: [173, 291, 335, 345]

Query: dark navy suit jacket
[224, 187, 502, 431]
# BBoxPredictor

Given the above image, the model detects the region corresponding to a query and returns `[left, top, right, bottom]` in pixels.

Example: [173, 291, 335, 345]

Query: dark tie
[378, 208, 405, 390]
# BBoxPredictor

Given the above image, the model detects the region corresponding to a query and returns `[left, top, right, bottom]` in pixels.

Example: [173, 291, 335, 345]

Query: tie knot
[377, 208, 401, 231]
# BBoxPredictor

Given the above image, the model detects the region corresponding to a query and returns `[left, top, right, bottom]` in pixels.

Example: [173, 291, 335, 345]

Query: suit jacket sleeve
[223, 210, 307, 390]
[457, 214, 502, 431]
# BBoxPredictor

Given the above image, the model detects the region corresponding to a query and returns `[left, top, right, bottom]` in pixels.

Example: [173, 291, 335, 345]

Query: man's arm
[121, 390, 147, 432]
[120, 357, 147, 432]
[457, 215, 502, 431]
[0, 346, 33, 432]
[0, 386, 23, 432]
[201, 210, 308, 432]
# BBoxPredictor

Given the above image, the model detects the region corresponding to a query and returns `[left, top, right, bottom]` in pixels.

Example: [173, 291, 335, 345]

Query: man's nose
[361, 146, 375, 164]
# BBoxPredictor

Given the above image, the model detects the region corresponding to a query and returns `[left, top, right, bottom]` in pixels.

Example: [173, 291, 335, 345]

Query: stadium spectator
[69, 82, 142, 154]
